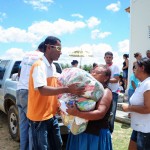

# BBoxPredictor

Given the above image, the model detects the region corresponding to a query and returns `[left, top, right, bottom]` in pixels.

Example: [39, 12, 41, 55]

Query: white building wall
[129, 0, 150, 78]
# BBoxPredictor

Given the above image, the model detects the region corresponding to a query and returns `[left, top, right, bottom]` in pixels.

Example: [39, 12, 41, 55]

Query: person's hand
[122, 103, 129, 112]
[67, 83, 85, 96]
[57, 107, 62, 115]
[66, 104, 79, 116]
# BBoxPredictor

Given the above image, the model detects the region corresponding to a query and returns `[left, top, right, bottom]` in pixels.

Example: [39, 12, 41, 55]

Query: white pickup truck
[0, 59, 68, 141]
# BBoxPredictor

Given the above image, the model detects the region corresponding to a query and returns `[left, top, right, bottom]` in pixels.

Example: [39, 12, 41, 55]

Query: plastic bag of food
[60, 110, 88, 135]
[60, 99, 89, 135]
[58, 68, 104, 134]
[76, 98, 96, 111]
[58, 68, 104, 102]
[70, 118, 88, 135]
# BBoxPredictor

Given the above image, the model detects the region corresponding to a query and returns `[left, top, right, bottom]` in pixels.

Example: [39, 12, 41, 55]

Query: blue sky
[0, 0, 130, 67]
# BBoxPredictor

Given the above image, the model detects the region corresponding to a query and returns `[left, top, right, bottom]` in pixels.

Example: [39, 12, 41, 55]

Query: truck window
[0, 60, 10, 80]
[10, 61, 21, 78]
[53, 62, 62, 73]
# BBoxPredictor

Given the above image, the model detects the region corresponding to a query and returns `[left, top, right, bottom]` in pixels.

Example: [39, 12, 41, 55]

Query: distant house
[126, 0, 150, 81]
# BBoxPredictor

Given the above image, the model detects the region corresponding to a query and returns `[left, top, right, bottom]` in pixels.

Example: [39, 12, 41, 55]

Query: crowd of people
[121, 50, 150, 150]
[15, 35, 150, 150]
[122, 57, 150, 150]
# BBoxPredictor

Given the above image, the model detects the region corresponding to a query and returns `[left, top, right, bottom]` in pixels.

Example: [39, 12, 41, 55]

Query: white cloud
[106, 1, 121, 12]
[0, 19, 86, 43]
[91, 29, 111, 39]
[59, 43, 113, 66]
[0, 12, 7, 22]
[59, 43, 123, 71]
[71, 13, 84, 19]
[118, 39, 129, 53]
[0, 26, 39, 43]
[0, 48, 25, 59]
[0, 16, 103, 44]
[29, 19, 86, 36]
[86, 17, 101, 28]
[1, 42, 124, 72]
[23, 0, 53, 11]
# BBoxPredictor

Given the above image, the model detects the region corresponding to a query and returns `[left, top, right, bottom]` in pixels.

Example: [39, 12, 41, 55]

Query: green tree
[61, 63, 70, 69]
[82, 64, 92, 72]
[61, 63, 92, 72]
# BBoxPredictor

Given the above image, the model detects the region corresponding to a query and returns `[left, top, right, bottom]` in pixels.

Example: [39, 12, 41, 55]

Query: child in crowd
[118, 75, 125, 93]
[118, 81, 125, 93]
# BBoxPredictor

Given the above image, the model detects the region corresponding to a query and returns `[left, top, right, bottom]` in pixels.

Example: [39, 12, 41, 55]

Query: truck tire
[8, 105, 20, 142]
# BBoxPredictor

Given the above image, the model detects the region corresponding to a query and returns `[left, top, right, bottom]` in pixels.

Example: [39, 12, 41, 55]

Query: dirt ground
[0, 111, 68, 150]
[0, 111, 19, 150]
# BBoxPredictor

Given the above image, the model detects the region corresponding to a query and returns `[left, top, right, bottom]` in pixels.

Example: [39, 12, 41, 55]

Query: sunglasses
[49, 45, 61, 51]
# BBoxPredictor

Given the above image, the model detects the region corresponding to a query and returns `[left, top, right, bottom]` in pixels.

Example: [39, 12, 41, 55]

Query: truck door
[0, 60, 10, 110]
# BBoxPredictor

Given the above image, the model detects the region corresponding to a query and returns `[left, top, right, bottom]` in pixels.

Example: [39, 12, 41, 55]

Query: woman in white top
[122, 57, 150, 150]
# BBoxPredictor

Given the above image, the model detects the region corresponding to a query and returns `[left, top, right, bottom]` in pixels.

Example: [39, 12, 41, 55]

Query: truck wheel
[8, 105, 20, 141]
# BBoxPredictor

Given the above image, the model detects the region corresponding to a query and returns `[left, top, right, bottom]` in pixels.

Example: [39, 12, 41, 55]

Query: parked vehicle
[0, 59, 68, 141]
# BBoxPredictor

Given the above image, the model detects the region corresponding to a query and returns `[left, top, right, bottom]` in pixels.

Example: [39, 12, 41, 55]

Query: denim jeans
[131, 130, 150, 150]
[16, 89, 32, 150]
[123, 69, 128, 79]
[137, 132, 150, 150]
[131, 130, 137, 142]
[128, 89, 135, 104]
[109, 92, 118, 133]
[30, 116, 62, 150]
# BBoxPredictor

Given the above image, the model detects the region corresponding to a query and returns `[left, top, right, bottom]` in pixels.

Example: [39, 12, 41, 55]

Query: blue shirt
[129, 73, 139, 90]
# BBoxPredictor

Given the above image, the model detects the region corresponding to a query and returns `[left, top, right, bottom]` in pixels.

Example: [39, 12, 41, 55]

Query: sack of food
[58, 67, 104, 135]
[76, 97, 96, 111]
[58, 68, 104, 102]
[60, 111, 88, 135]
[70, 118, 88, 135]
[60, 100, 88, 135]
[59, 96, 96, 112]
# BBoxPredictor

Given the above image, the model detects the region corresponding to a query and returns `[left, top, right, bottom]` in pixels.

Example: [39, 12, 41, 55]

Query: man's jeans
[30, 116, 62, 150]
[16, 89, 32, 150]
[109, 92, 118, 134]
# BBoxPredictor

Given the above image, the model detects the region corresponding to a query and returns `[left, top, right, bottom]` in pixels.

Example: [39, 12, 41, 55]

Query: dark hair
[123, 54, 129, 58]
[93, 63, 98, 68]
[104, 51, 113, 57]
[137, 57, 150, 75]
[38, 41, 44, 52]
[133, 65, 136, 70]
[119, 75, 123, 79]
[99, 64, 111, 88]
[146, 50, 150, 54]
[71, 60, 78, 65]
[134, 52, 141, 58]
[43, 36, 61, 52]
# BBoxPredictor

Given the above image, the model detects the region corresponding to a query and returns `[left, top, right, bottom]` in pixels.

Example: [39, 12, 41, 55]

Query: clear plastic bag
[60, 111, 88, 135]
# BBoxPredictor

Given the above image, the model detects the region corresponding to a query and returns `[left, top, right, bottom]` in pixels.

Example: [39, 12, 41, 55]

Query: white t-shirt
[32, 55, 57, 89]
[118, 85, 124, 91]
[17, 50, 43, 90]
[130, 77, 150, 133]
[108, 64, 120, 93]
